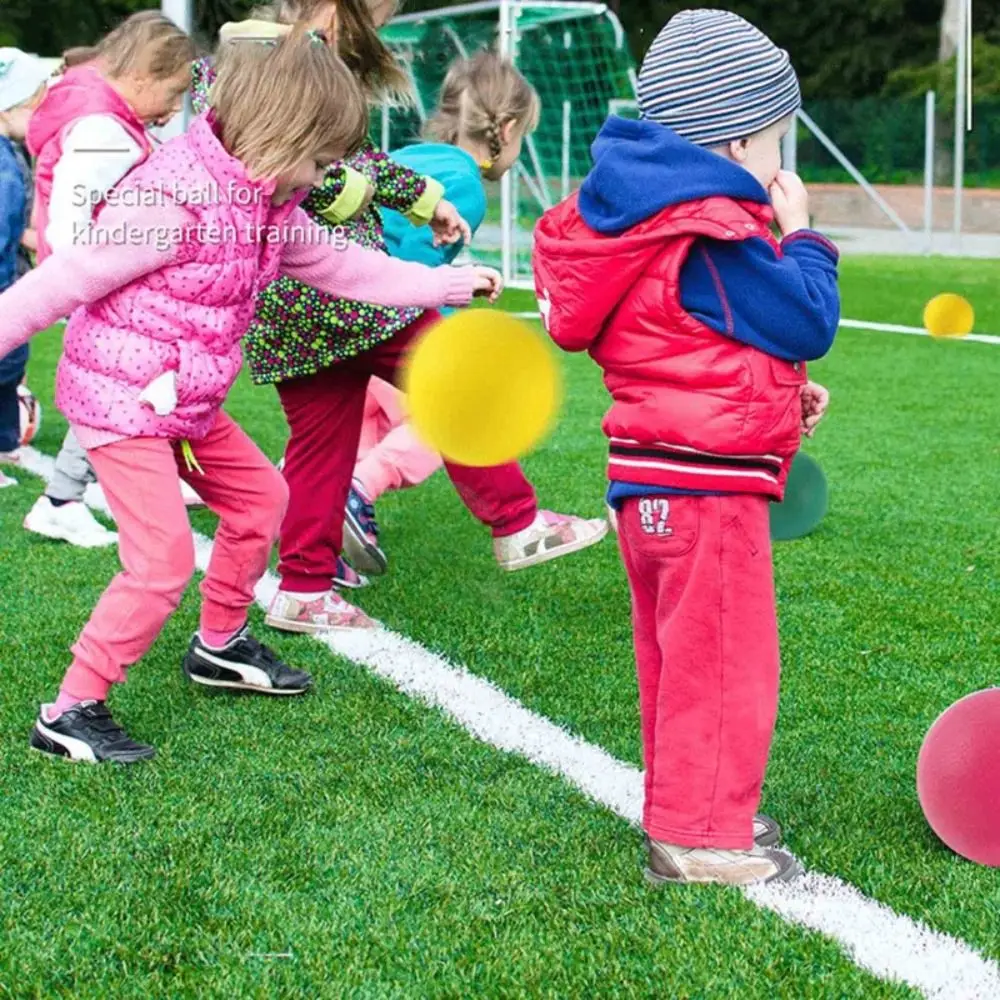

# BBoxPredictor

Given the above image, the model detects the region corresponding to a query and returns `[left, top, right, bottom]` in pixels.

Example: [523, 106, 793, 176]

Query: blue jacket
[383, 143, 488, 315]
[579, 117, 839, 364]
[0, 135, 30, 382]
[0, 135, 29, 295]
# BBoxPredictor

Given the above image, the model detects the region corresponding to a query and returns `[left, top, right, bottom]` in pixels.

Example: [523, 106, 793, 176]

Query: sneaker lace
[351, 490, 379, 538]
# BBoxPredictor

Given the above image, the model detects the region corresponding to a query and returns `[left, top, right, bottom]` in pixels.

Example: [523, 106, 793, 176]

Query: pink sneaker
[265, 589, 376, 634]
[494, 510, 608, 572]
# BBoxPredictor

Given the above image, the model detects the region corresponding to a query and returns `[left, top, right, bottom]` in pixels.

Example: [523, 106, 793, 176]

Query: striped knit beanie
[636, 10, 801, 147]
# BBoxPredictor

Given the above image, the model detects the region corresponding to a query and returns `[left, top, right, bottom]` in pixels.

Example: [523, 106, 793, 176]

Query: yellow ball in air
[403, 311, 562, 467]
[924, 294, 975, 338]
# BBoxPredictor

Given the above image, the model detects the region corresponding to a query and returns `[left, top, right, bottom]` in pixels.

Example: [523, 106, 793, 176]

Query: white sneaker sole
[23, 514, 118, 549]
[644, 857, 804, 886]
[184, 673, 309, 696]
[342, 516, 387, 576]
[499, 520, 609, 573]
[264, 613, 377, 635]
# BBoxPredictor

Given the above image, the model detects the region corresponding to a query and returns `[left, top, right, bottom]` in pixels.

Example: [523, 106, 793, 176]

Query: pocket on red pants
[622, 496, 700, 558]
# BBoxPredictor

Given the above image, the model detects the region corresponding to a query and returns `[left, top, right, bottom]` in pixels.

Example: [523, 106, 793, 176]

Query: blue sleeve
[0, 147, 27, 293]
[383, 158, 487, 268]
[679, 231, 840, 362]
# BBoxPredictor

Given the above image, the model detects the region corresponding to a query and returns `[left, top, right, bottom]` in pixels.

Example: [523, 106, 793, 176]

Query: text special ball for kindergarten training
[403, 311, 562, 468]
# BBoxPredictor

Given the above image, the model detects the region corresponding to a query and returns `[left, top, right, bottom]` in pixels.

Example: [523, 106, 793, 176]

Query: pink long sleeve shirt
[0, 113, 476, 448]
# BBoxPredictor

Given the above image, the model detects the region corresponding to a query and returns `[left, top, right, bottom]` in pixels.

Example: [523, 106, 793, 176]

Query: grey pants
[47, 428, 97, 503]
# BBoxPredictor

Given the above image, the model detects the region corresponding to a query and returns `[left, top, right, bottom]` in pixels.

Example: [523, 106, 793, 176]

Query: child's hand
[471, 266, 504, 303]
[431, 199, 473, 247]
[800, 380, 829, 437]
[769, 170, 810, 237]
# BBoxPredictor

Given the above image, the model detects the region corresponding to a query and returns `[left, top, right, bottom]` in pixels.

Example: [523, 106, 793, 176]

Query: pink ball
[917, 688, 1000, 866]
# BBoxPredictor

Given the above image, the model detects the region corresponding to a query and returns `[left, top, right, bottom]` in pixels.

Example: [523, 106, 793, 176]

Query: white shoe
[265, 589, 377, 634]
[494, 510, 608, 572]
[181, 480, 205, 508]
[24, 497, 118, 548]
[646, 839, 802, 886]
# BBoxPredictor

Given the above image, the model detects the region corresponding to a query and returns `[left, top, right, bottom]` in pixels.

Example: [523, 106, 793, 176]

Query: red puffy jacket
[533, 193, 806, 500]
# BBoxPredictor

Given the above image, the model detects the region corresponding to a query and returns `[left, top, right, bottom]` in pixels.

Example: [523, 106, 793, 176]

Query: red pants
[617, 494, 780, 850]
[277, 311, 538, 593]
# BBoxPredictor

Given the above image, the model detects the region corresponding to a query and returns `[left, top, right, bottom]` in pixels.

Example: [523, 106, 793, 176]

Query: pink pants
[277, 310, 538, 595]
[617, 494, 781, 850]
[354, 377, 443, 501]
[60, 412, 288, 702]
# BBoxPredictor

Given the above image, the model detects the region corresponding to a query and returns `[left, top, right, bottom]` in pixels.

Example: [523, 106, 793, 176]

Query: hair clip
[230, 36, 279, 47]
[307, 28, 328, 45]
[478, 159, 494, 173]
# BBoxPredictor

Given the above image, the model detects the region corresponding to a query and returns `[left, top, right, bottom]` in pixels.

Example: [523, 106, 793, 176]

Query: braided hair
[425, 51, 539, 168]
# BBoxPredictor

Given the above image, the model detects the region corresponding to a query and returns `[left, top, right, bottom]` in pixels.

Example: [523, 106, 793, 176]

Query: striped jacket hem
[608, 438, 787, 498]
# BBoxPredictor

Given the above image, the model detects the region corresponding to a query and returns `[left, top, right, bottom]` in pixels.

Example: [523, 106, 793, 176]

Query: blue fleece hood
[579, 116, 770, 235]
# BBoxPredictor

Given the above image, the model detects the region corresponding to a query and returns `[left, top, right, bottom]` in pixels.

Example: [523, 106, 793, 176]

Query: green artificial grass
[1, 256, 997, 998]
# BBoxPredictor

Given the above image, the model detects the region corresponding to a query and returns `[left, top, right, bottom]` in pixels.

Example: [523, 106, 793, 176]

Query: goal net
[378, 1, 637, 287]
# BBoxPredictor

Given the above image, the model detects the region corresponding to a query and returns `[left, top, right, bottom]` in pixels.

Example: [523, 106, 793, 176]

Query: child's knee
[259, 466, 290, 535]
[144, 533, 197, 605]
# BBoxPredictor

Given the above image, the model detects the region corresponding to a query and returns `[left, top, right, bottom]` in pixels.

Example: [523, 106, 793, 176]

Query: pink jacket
[27, 66, 153, 262]
[0, 113, 478, 443]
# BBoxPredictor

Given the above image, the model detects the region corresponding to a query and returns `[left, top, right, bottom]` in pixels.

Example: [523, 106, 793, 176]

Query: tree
[2, 0, 999, 100]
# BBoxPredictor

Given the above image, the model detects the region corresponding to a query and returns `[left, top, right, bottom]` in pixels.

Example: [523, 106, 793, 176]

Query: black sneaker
[343, 482, 387, 576]
[30, 701, 155, 764]
[182, 627, 312, 696]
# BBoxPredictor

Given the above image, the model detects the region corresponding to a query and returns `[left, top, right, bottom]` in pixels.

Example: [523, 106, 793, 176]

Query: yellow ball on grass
[923, 293, 975, 338]
[403, 311, 562, 468]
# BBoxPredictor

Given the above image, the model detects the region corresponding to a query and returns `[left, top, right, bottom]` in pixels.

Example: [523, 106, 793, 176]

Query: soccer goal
[378, 1, 636, 287]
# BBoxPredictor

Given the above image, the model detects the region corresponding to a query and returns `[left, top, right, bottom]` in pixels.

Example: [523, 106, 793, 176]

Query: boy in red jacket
[534, 9, 838, 886]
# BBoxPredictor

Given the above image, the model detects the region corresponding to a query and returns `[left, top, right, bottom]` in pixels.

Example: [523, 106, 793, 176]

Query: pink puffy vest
[27, 66, 153, 262]
[55, 113, 303, 442]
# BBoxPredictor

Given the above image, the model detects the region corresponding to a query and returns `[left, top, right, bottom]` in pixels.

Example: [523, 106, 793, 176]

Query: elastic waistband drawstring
[180, 440, 204, 475]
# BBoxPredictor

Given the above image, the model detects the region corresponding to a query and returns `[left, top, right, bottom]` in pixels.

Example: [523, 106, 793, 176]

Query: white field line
[511, 312, 1000, 346]
[18, 446, 1000, 999]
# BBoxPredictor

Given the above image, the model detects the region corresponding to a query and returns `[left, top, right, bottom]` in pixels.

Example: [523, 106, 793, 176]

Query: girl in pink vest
[0, 32, 501, 765]
[24, 12, 197, 550]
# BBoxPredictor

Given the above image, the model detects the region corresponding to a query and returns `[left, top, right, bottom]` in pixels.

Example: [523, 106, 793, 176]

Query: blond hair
[425, 52, 540, 159]
[61, 11, 195, 81]
[211, 29, 368, 179]
[253, 0, 410, 101]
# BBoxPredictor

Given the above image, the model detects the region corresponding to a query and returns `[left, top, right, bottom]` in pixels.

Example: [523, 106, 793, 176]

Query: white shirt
[46, 114, 145, 252]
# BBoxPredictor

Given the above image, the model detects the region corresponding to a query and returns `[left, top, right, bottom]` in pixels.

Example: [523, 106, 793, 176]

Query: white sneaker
[181, 479, 205, 508]
[265, 589, 377, 634]
[24, 497, 118, 549]
[494, 510, 608, 572]
[646, 839, 802, 887]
